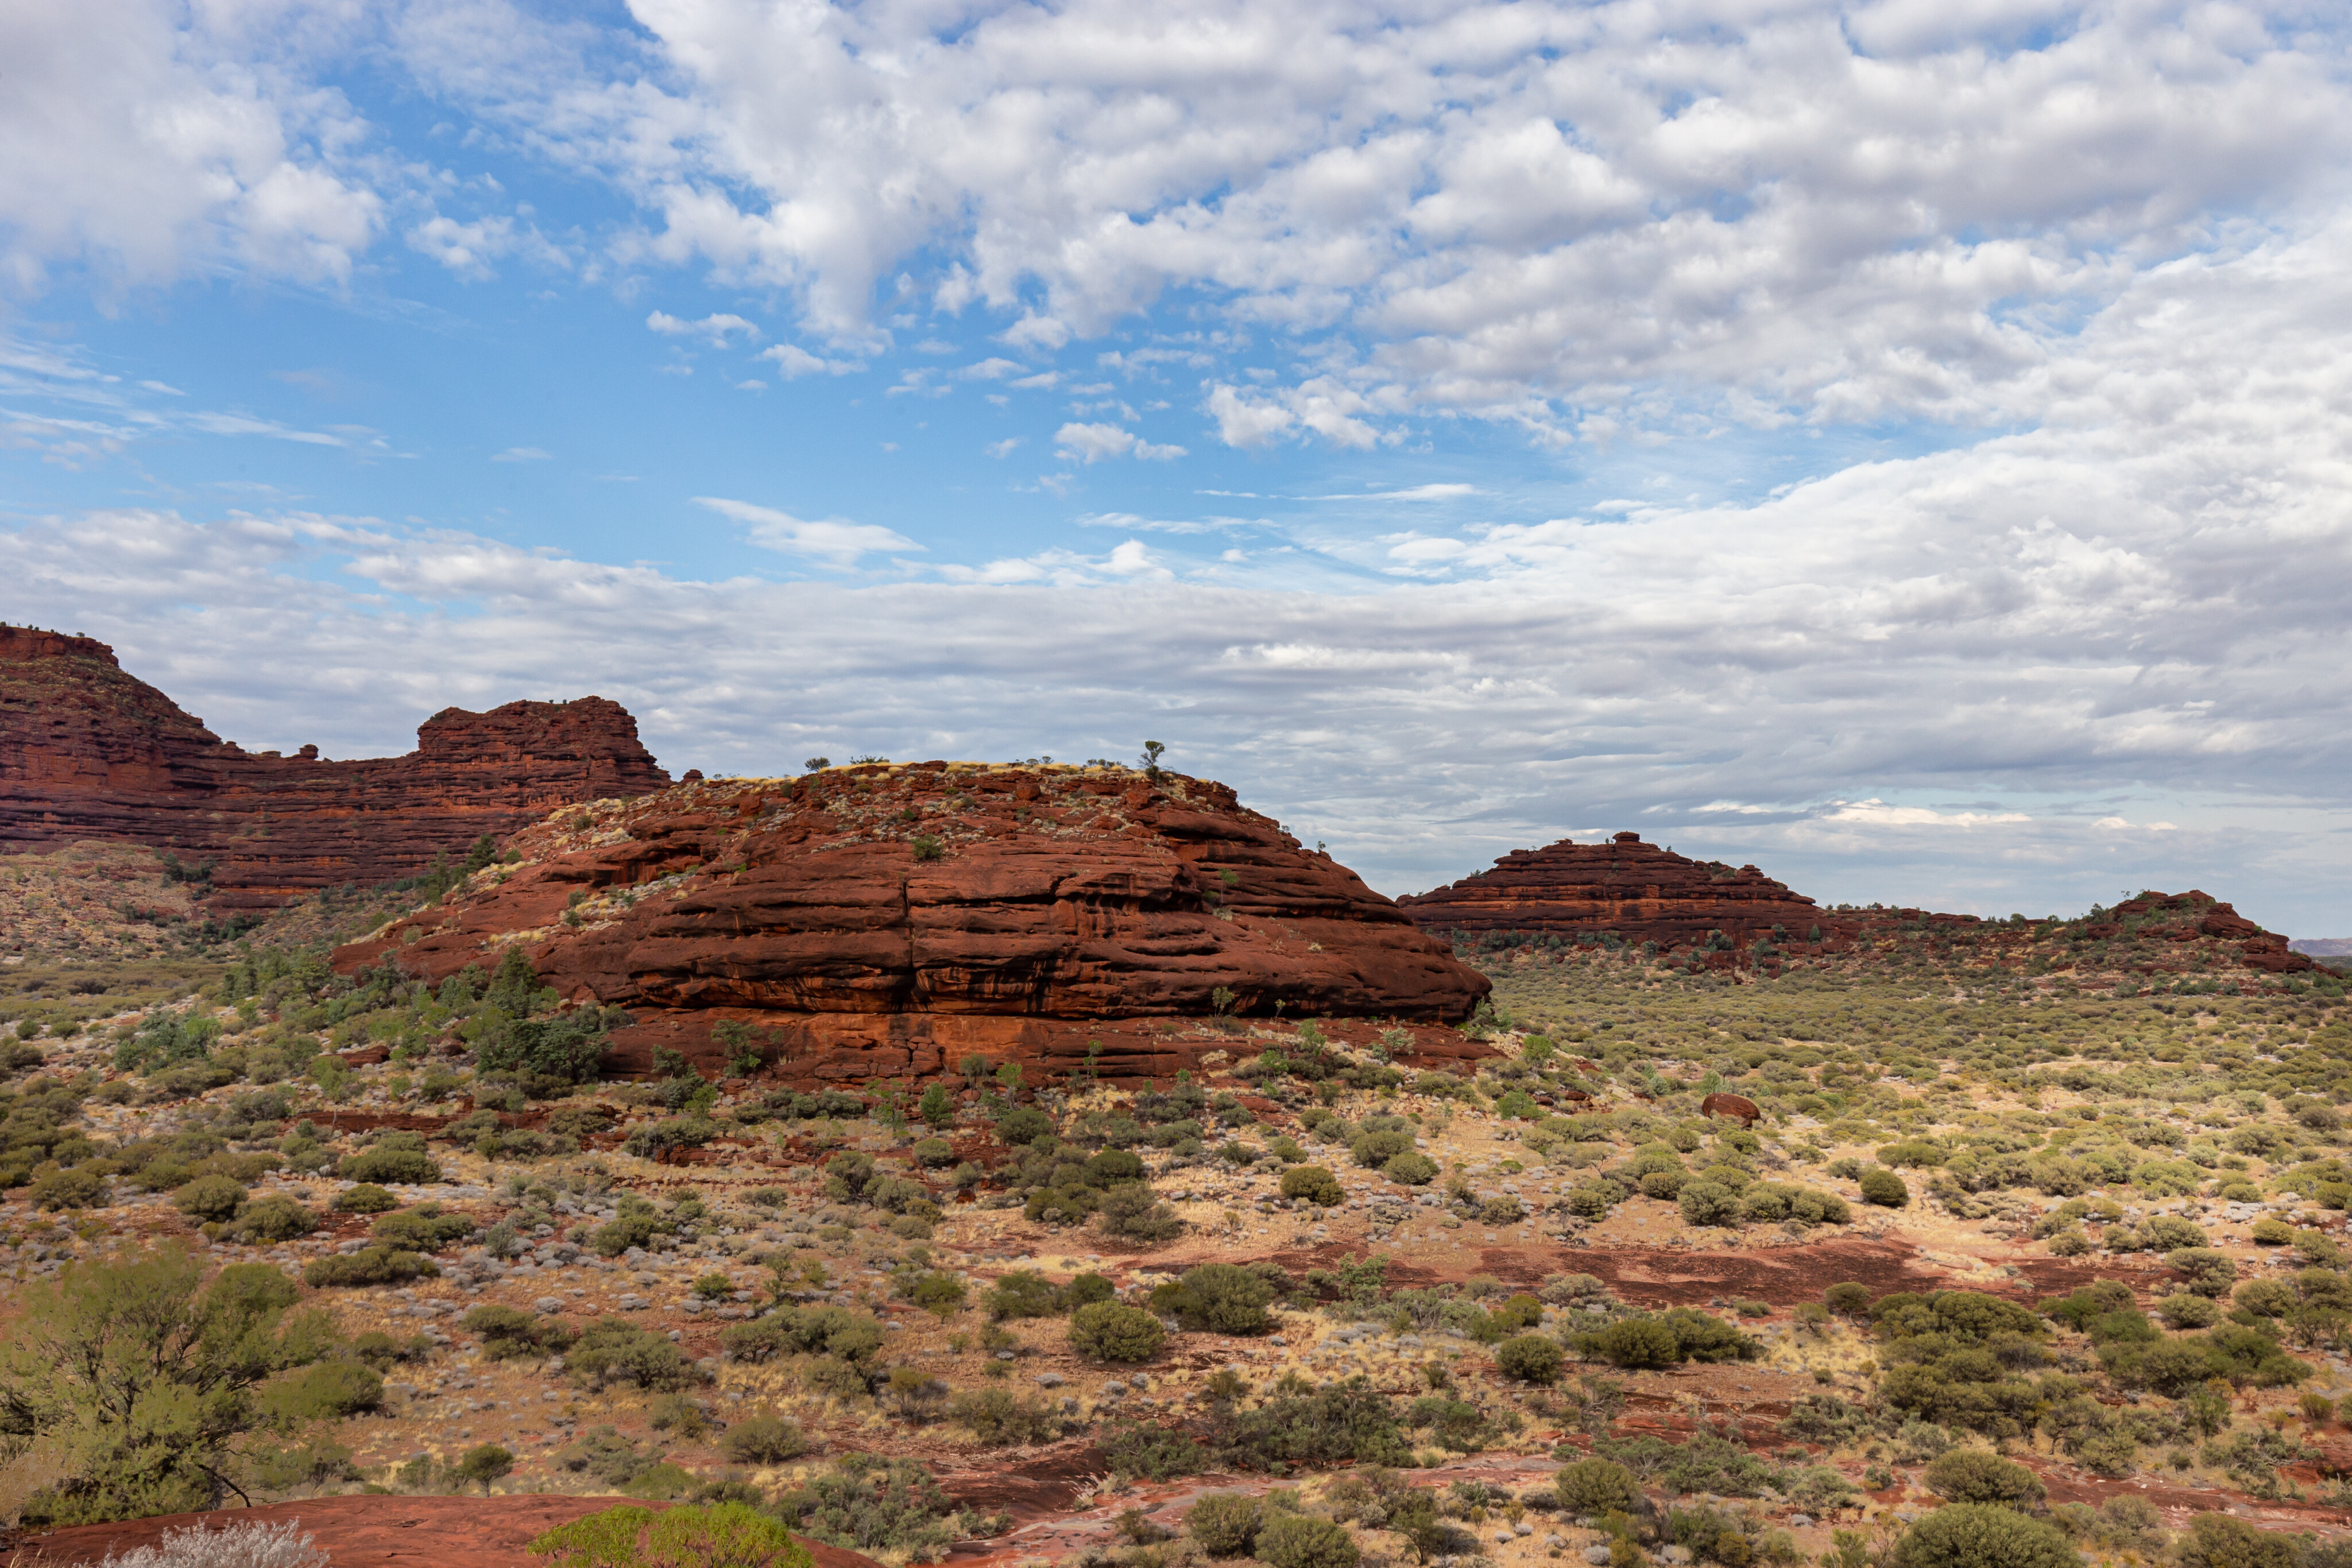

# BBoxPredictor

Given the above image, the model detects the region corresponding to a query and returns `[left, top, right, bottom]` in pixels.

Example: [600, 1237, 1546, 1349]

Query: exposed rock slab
[0, 625, 669, 909]
[335, 764, 1492, 1080]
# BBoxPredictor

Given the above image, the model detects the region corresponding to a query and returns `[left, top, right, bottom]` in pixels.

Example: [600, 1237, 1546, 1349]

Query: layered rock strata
[1398, 831, 1846, 953]
[335, 764, 1493, 1082]
[0, 625, 669, 908]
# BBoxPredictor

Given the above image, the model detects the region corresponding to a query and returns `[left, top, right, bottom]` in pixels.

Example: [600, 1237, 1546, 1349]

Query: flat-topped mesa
[0, 624, 670, 909]
[1397, 830, 1848, 954]
[333, 764, 1495, 1082]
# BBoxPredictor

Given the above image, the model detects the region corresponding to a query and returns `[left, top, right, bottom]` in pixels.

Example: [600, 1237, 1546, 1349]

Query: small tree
[0, 1248, 337, 1524]
[918, 1082, 955, 1129]
[450, 1443, 515, 1492]
[1140, 740, 1166, 778]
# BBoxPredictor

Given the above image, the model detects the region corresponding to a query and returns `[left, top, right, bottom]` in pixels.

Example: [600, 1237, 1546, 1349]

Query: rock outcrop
[1398, 831, 1846, 954]
[0, 625, 670, 908]
[335, 764, 1493, 1082]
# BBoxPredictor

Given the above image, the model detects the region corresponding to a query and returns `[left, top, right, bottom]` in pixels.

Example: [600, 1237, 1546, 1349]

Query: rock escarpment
[335, 764, 1492, 1081]
[1398, 831, 1847, 955]
[0, 625, 670, 908]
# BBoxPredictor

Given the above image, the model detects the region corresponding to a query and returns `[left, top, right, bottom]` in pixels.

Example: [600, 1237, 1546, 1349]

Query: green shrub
[566, 1317, 705, 1391]
[1886, 1505, 2079, 1568]
[1223, 1380, 1410, 1468]
[450, 1442, 516, 1492]
[1556, 1457, 1645, 1515]
[1256, 1514, 1360, 1568]
[1825, 1283, 1872, 1317]
[984, 1269, 1063, 1319]
[1150, 1263, 1278, 1335]
[2158, 1292, 2222, 1329]
[1281, 1165, 1345, 1206]
[528, 1502, 813, 1568]
[332, 1182, 399, 1213]
[339, 1133, 441, 1185]
[261, 1359, 384, 1420]
[1860, 1167, 1910, 1207]
[1496, 1333, 1565, 1384]
[771, 1455, 988, 1562]
[1383, 1151, 1437, 1186]
[1186, 1492, 1263, 1557]
[1678, 1180, 1739, 1226]
[1924, 1448, 2046, 1506]
[946, 1388, 1058, 1446]
[173, 1174, 247, 1221]
[1581, 1316, 1681, 1368]
[1098, 1182, 1185, 1241]
[303, 1245, 438, 1288]
[2174, 1513, 2299, 1568]
[372, 1203, 477, 1252]
[718, 1303, 884, 1367]
[1070, 1302, 1166, 1362]
[719, 1413, 808, 1463]
[2169, 1248, 2240, 1298]
[997, 1105, 1054, 1144]
[1350, 1129, 1414, 1168]
[221, 1196, 318, 1243]
[462, 1304, 579, 1360]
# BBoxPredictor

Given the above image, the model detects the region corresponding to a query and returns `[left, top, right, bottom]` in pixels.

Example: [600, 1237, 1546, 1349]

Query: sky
[5, 0, 2351, 936]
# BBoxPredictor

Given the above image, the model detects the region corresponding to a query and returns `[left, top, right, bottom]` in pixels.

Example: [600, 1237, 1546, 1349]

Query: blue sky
[6, 0, 2352, 934]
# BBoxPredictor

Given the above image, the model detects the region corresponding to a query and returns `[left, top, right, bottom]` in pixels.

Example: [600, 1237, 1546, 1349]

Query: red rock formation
[1398, 831, 1847, 955]
[335, 764, 1492, 1081]
[0, 625, 669, 908]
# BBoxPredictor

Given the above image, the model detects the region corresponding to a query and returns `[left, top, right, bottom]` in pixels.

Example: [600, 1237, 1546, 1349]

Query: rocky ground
[3, 860, 2351, 1568]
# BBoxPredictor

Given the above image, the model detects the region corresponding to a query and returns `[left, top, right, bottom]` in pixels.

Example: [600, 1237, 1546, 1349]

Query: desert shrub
[1098, 1182, 1185, 1242]
[983, 1269, 1063, 1319]
[1577, 1309, 1755, 1368]
[1885, 1504, 2079, 1568]
[1826, 1282, 1873, 1317]
[1860, 1167, 1910, 1207]
[1556, 1457, 1645, 1514]
[719, 1413, 808, 1463]
[173, 1175, 247, 1222]
[1221, 1379, 1410, 1469]
[1151, 1263, 1279, 1335]
[566, 1317, 705, 1391]
[372, 1203, 477, 1252]
[1070, 1302, 1166, 1362]
[589, 1194, 665, 1256]
[333, 1183, 399, 1213]
[220, 1197, 318, 1244]
[338, 1132, 441, 1185]
[946, 1388, 1057, 1446]
[1281, 1165, 1345, 1206]
[260, 1358, 383, 1421]
[528, 1502, 813, 1568]
[1382, 1151, 1437, 1185]
[1351, 1129, 1414, 1167]
[719, 1303, 884, 1368]
[462, 1304, 579, 1360]
[771, 1454, 990, 1562]
[1924, 1448, 2046, 1506]
[997, 1104, 1054, 1144]
[2159, 1292, 2222, 1329]
[2169, 1248, 2241, 1298]
[1496, 1333, 1565, 1384]
[302, 1246, 438, 1288]
[2175, 1514, 2299, 1568]
[621, 1117, 717, 1160]
[99, 1521, 328, 1568]
[1678, 1180, 1739, 1226]
[1187, 1493, 1264, 1557]
[1255, 1514, 1360, 1568]
[1, 1251, 332, 1526]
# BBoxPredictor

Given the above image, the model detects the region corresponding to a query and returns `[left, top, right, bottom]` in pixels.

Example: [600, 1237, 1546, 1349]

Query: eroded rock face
[0, 625, 669, 908]
[1398, 831, 1846, 954]
[335, 764, 1492, 1080]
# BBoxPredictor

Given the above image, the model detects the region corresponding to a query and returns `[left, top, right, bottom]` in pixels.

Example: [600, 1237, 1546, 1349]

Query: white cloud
[958, 358, 1027, 381]
[938, 538, 1173, 586]
[984, 437, 1022, 458]
[693, 496, 923, 567]
[1824, 801, 2034, 830]
[490, 446, 551, 462]
[757, 343, 864, 378]
[647, 311, 761, 345]
[1054, 423, 1186, 463]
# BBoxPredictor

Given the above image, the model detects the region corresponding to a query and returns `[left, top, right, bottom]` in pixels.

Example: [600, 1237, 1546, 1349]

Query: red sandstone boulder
[335, 765, 1492, 1082]
[0, 625, 668, 908]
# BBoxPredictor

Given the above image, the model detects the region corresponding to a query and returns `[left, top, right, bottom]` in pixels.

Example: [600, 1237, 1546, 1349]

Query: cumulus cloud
[756, 343, 864, 377]
[693, 495, 923, 567]
[647, 311, 761, 344]
[1054, 423, 1186, 463]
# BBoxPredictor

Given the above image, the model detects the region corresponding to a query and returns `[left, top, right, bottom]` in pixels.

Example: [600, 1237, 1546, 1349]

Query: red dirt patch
[1, 1495, 881, 1568]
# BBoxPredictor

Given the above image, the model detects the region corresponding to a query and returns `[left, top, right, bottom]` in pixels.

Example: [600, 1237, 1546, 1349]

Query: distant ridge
[2293, 938, 2352, 958]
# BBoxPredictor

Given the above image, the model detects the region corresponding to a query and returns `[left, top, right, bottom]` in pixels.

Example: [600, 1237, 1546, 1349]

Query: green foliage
[717, 1303, 884, 1367]
[1556, 1457, 1645, 1515]
[0, 1249, 335, 1526]
[371, 1202, 477, 1252]
[1256, 1515, 1361, 1568]
[529, 1502, 814, 1568]
[983, 1269, 1066, 1319]
[1150, 1263, 1279, 1335]
[946, 1388, 1058, 1446]
[260, 1358, 382, 1422]
[997, 1104, 1054, 1144]
[1923, 1448, 2046, 1506]
[1069, 1301, 1167, 1362]
[1217, 1377, 1411, 1469]
[566, 1317, 706, 1391]
[1576, 1309, 1757, 1368]
[173, 1174, 249, 1221]
[220, 1196, 319, 1244]
[1496, 1333, 1565, 1384]
[1097, 1182, 1186, 1241]
[338, 1131, 442, 1184]
[462, 1304, 579, 1361]
[718, 1413, 808, 1463]
[1860, 1167, 1910, 1206]
[303, 1245, 439, 1288]
[1186, 1492, 1264, 1557]
[772, 1454, 991, 1563]
[1885, 1507, 2080, 1568]
[1281, 1164, 1345, 1206]
[2174, 1514, 2299, 1568]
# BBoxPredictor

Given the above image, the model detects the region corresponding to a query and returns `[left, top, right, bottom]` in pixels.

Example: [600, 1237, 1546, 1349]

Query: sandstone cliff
[335, 764, 1493, 1081]
[0, 625, 669, 908]
[1398, 831, 1846, 955]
